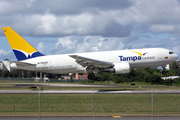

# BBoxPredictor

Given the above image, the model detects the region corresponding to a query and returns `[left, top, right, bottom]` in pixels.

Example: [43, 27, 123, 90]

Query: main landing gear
[88, 73, 101, 81]
[86, 67, 101, 81]
[162, 66, 167, 76]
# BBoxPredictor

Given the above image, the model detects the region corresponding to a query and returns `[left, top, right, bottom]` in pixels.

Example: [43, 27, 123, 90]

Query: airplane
[2, 27, 179, 81]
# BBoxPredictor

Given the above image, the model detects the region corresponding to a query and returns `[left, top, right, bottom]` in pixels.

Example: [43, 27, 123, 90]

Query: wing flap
[69, 55, 113, 68]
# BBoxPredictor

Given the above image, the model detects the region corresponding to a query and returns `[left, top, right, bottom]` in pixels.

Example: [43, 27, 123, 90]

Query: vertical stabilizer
[2, 27, 44, 61]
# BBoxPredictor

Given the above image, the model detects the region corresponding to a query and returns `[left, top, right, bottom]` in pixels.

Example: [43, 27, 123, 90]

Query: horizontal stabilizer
[5, 60, 37, 66]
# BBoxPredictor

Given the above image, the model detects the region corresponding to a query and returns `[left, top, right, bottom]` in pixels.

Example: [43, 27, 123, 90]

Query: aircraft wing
[5, 60, 37, 66]
[69, 55, 113, 68]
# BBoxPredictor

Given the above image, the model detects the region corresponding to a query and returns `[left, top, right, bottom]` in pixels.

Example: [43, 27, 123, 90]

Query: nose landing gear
[162, 66, 167, 76]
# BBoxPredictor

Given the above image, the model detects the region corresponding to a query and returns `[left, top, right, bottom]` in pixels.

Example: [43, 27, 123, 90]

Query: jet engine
[104, 62, 131, 74]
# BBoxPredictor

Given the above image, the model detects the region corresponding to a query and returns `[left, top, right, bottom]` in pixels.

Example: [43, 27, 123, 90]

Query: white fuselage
[11, 48, 179, 74]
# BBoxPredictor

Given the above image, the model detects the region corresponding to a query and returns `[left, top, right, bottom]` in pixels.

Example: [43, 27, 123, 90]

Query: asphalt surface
[0, 89, 180, 94]
[0, 83, 120, 88]
[0, 83, 180, 94]
[1, 83, 179, 88]
[0, 116, 180, 120]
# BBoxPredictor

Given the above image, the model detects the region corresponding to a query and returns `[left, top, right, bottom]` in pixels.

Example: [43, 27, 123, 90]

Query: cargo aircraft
[2, 27, 179, 80]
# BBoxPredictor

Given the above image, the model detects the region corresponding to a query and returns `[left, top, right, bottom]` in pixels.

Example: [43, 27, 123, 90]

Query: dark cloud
[0, 0, 180, 38]
[29, 0, 132, 15]
[0, 0, 132, 15]
[103, 22, 132, 37]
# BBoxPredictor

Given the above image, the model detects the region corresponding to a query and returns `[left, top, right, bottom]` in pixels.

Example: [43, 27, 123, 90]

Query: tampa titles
[119, 51, 155, 62]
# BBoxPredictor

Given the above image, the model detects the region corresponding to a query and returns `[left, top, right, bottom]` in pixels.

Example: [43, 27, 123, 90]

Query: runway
[0, 83, 120, 88]
[0, 89, 180, 94]
[0, 116, 180, 120]
[0, 83, 180, 94]
[0, 83, 178, 88]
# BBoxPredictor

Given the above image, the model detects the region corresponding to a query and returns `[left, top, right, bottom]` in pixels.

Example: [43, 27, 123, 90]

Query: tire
[96, 77, 101, 81]
[92, 76, 96, 80]
[88, 75, 92, 80]
[162, 71, 166, 75]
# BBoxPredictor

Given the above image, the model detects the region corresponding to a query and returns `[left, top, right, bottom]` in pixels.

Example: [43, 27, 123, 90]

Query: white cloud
[172, 45, 180, 55]
[0, 49, 7, 55]
[36, 12, 56, 35]
[1, 0, 180, 37]
[27, 0, 36, 8]
[37, 42, 47, 54]
[0, 50, 15, 61]
[1, 0, 180, 60]
[50, 36, 128, 55]
[56, 37, 72, 47]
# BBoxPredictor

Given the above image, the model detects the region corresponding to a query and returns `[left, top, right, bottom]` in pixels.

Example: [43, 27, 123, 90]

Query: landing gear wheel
[88, 73, 101, 81]
[96, 77, 101, 81]
[88, 73, 95, 80]
[92, 76, 96, 80]
[88, 75, 92, 80]
[162, 70, 166, 75]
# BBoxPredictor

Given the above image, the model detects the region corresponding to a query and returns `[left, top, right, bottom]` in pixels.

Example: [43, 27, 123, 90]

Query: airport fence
[0, 92, 180, 118]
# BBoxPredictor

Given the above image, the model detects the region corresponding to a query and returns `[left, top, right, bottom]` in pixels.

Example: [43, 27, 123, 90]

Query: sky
[0, 0, 180, 61]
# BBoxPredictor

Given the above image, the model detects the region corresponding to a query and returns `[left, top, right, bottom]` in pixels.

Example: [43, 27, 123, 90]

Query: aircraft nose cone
[174, 54, 179, 60]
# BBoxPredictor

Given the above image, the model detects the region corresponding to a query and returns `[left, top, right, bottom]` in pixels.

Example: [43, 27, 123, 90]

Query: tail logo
[13, 49, 44, 61]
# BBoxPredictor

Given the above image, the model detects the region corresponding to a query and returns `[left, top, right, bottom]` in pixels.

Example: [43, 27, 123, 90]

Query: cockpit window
[169, 51, 174, 54]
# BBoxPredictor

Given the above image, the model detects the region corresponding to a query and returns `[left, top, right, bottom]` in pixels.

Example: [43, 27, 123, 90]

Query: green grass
[0, 84, 14, 86]
[0, 86, 180, 91]
[0, 80, 180, 116]
[0, 94, 180, 116]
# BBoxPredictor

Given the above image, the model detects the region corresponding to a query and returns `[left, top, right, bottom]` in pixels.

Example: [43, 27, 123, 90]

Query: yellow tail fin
[2, 27, 44, 61]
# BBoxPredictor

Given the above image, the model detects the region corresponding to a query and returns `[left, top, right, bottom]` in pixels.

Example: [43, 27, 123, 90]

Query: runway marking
[113, 116, 121, 118]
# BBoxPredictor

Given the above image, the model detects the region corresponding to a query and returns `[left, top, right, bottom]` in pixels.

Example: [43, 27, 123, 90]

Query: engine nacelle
[104, 62, 131, 74]
[114, 62, 131, 74]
